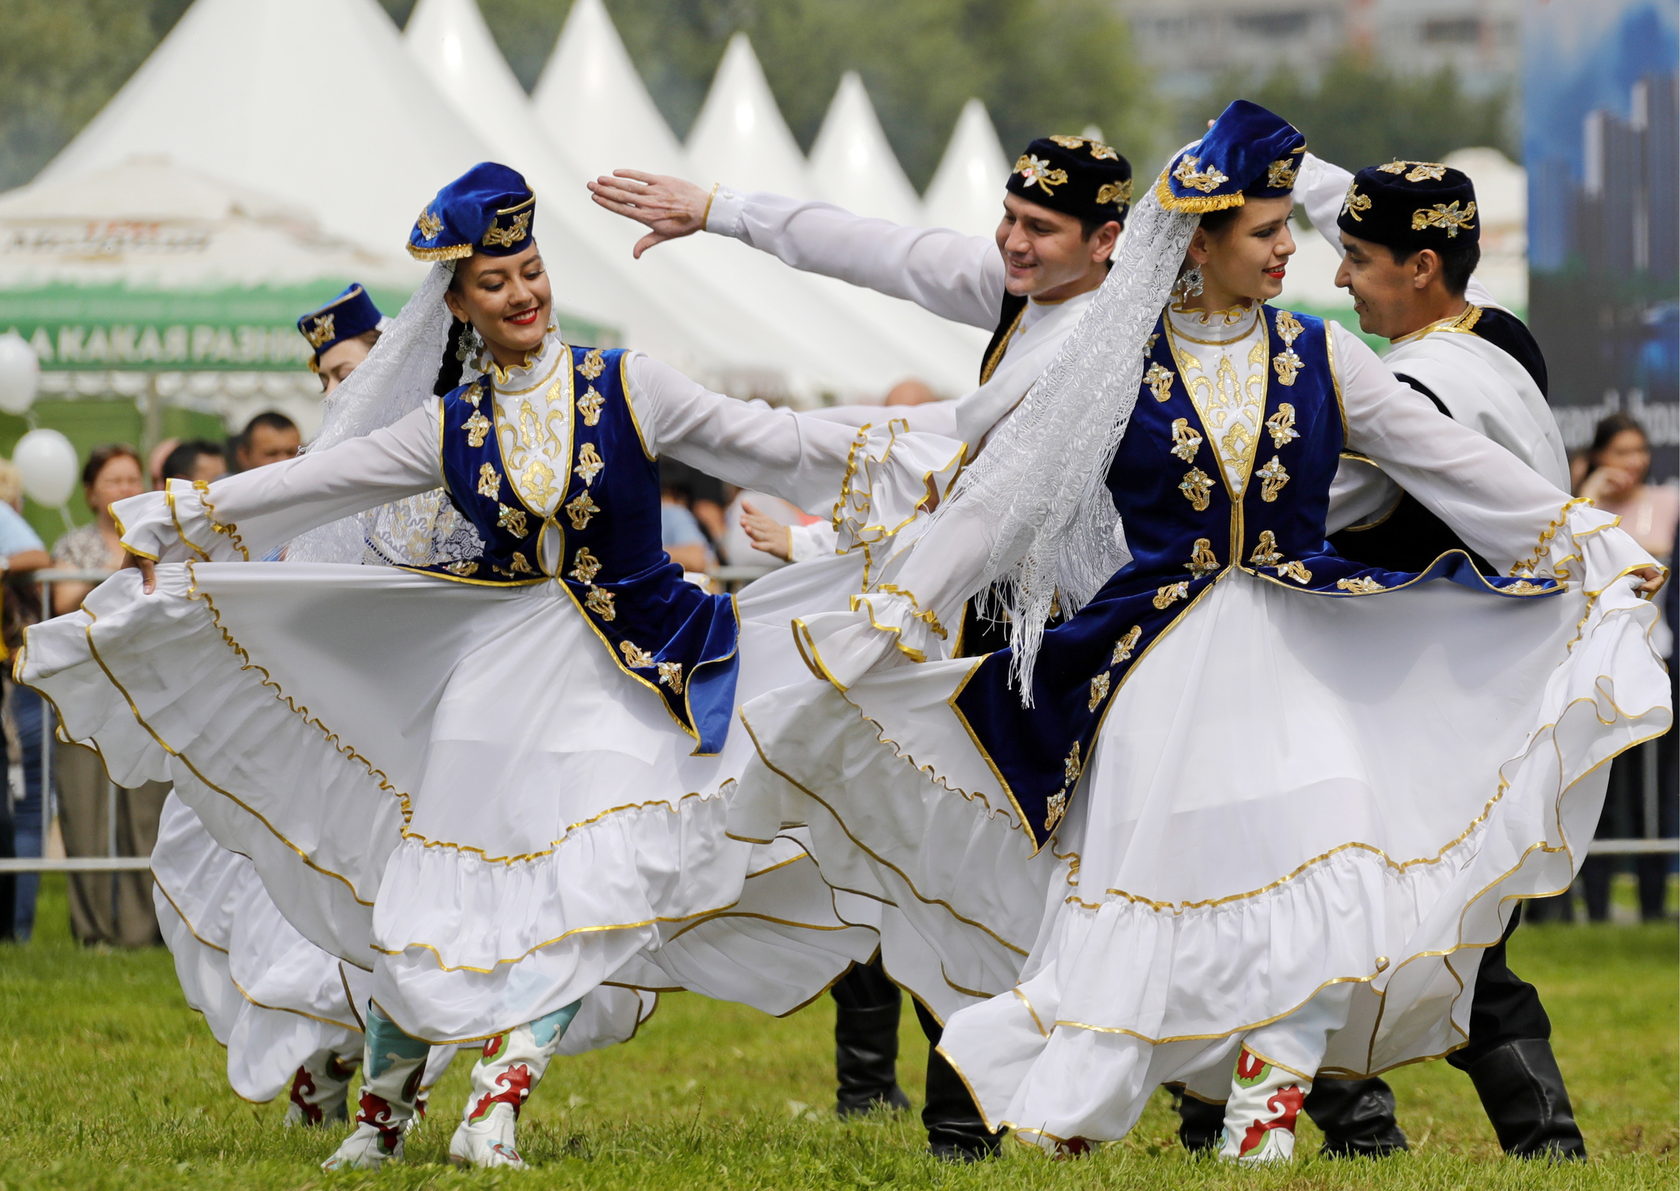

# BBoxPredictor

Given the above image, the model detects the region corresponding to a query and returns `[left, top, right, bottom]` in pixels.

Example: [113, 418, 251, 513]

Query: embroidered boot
[1219, 1047, 1309, 1163]
[448, 1002, 581, 1169]
[283, 1045, 360, 1127]
[320, 1010, 429, 1170]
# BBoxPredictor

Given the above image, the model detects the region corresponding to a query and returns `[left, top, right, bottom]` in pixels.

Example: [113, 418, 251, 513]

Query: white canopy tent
[686, 36, 981, 394]
[808, 72, 926, 226]
[404, 0, 871, 396]
[923, 98, 1012, 239]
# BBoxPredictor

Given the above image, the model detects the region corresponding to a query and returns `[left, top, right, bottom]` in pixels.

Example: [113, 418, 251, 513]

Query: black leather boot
[832, 960, 910, 1117]
[1174, 1091, 1225, 1154]
[834, 1004, 911, 1116]
[1305, 1077, 1409, 1157]
[1464, 1039, 1587, 1159]
[915, 1001, 1001, 1160]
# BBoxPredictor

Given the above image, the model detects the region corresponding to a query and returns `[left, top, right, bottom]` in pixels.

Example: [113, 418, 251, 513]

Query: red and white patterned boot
[1218, 1047, 1309, 1163]
[320, 1011, 429, 1170]
[283, 1046, 359, 1127]
[447, 1002, 580, 1169]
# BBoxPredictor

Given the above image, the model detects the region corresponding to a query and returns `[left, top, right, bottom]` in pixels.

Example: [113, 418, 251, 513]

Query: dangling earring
[454, 321, 482, 363]
[1174, 266, 1205, 301]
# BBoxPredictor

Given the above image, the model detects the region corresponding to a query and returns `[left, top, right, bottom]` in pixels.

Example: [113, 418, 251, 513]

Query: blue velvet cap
[296, 282, 384, 362]
[1337, 161, 1479, 250]
[408, 162, 536, 261]
[1154, 100, 1306, 214]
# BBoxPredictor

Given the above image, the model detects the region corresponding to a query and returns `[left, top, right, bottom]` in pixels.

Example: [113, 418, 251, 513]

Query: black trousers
[1447, 903, 1550, 1070]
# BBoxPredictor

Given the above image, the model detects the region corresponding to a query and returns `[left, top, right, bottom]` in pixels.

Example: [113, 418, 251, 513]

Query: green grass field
[1, 875, 1675, 1190]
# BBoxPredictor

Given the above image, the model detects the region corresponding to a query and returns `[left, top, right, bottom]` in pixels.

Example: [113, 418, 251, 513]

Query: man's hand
[587, 170, 713, 259]
[739, 501, 793, 562]
[120, 550, 157, 594]
[1635, 564, 1667, 598]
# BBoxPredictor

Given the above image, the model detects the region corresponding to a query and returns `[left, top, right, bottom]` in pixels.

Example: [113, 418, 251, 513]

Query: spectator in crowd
[1572, 413, 1678, 921]
[0, 458, 50, 940]
[146, 437, 180, 489]
[49, 444, 168, 946]
[160, 438, 228, 485]
[234, 411, 301, 472]
[659, 459, 720, 574]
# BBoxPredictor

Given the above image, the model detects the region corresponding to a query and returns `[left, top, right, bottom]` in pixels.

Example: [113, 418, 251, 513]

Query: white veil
[925, 182, 1198, 696]
[288, 264, 485, 566]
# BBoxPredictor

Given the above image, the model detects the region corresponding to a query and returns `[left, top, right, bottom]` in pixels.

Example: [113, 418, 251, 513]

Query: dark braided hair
[434, 318, 471, 397]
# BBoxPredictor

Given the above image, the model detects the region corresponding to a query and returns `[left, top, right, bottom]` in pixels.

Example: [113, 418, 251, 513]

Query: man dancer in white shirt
[591, 134, 1131, 1159]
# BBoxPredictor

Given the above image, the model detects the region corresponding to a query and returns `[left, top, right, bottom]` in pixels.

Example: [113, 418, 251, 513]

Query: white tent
[404, 0, 868, 394]
[924, 99, 1012, 238]
[686, 37, 982, 393]
[808, 72, 924, 226]
[0, 155, 423, 434]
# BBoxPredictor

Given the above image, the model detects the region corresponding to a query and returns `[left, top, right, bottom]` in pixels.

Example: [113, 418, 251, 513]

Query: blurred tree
[1197, 49, 1515, 169]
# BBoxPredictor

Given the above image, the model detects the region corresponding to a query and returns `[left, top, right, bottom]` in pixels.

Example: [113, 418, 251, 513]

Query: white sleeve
[788, 521, 840, 563]
[706, 187, 1005, 329]
[629, 354, 885, 512]
[1332, 323, 1582, 572]
[114, 403, 443, 562]
[1297, 152, 1354, 254]
[1326, 455, 1402, 534]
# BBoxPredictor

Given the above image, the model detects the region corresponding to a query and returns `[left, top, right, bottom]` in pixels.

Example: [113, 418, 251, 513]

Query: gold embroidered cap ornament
[1336, 160, 1481, 251]
[408, 162, 537, 262]
[1005, 135, 1134, 224]
[295, 283, 385, 366]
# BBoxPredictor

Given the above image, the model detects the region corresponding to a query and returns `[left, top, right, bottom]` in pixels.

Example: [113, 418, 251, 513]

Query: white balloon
[13, 428, 79, 507]
[0, 332, 40, 415]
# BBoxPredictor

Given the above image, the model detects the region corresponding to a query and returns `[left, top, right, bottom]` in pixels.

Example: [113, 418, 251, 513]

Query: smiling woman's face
[445, 241, 552, 366]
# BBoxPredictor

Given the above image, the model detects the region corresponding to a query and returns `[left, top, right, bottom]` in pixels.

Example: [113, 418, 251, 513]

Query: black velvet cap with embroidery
[1336, 161, 1480, 251]
[1005, 136, 1134, 225]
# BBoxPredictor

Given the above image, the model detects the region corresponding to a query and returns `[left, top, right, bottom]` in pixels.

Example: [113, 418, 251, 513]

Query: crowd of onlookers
[0, 408, 1674, 944]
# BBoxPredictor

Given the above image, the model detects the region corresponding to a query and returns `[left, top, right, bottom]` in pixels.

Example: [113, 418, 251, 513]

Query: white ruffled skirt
[732, 516, 1671, 1148]
[22, 560, 879, 1043]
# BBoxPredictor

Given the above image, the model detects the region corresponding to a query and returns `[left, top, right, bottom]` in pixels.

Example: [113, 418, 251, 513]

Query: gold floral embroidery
[1095, 179, 1133, 207]
[584, 587, 616, 620]
[481, 209, 531, 249]
[578, 349, 607, 381]
[1276, 560, 1313, 584]
[416, 208, 443, 239]
[574, 442, 604, 485]
[1111, 626, 1142, 665]
[1173, 155, 1229, 193]
[1185, 537, 1220, 578]
[1274, 310, 1303, 346]
[511, 552, 536, 575]
[1145, 362, 1176, 402]
[463, 409, 491, 448]
[1179, 468, 1214, 512]
[1265, 403, 1299, 448]
[1220, 421, 1253, 464]
[1144, 333, 1160, 356]
[1412, 200, 1477, 238]
[303, 314, 334, 349]
[1044, 792, 1067, 833]
[1249, 531, 1283, 568]
[619, 640, 655, 668]
[1273, 348, 1303, 386]
[477, 463, 500, 499]
[1014, 154, 1069, 194]
[1063, 743, 1083, 787]
[444, 560, 479, 577]
[1502, 579, 1550, 596]
[520, 461, 559, 508]
[1336, 575, 1385, 594]
[1153, 581, 1189, 609]
[565, 491, 601, 530]
[657, 661, 685, 694]
[463, 382, 484, 408]
[1341, 182, 1371, 222]
[1170, 418, 1203, 462]
[1257, 455, 1289, 502]
[1087, 672, 1111, 712]
[496, 503, 529, 538]
[577, 386, 605, 426]
[1380, 159, 1448, 183]
[1265, 158, 1298, 189]
[569, 547, 602, 584]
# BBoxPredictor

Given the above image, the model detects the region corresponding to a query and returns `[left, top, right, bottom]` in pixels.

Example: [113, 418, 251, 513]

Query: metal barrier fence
[2, 564, 1674, 877]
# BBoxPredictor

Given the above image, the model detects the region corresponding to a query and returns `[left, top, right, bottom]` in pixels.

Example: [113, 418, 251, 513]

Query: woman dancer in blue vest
[730, 102, 1669, 1161]
[17, 164, 885, 1170]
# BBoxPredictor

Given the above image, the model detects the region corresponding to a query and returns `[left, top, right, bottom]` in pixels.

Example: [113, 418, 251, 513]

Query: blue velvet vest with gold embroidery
[406, 345, 740, 754]
[952, 306, 1559, 850]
